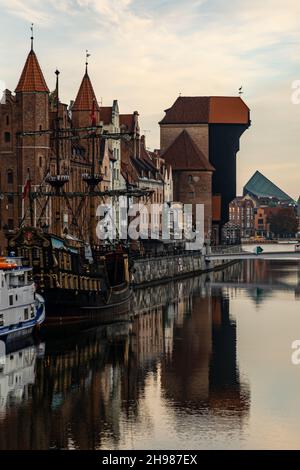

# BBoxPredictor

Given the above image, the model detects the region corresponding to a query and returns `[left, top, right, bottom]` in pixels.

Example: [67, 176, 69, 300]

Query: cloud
[0, 0, 299, 197]
[0, 0, 51, 24]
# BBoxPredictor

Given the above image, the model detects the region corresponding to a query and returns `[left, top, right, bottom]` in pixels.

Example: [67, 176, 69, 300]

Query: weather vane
[85, 49, 91, 73]
[31, 23, 34, 50]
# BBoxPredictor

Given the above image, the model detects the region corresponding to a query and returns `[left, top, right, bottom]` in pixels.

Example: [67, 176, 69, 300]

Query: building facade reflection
[0, 263, 251, 449]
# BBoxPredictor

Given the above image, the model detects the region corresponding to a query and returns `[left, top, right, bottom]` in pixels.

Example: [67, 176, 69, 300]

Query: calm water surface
[0, 245, 300, 450]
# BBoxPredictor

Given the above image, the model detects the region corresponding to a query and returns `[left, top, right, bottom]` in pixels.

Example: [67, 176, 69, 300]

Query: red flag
[90, 99, 97, 127]
[22, 173, 31, 200]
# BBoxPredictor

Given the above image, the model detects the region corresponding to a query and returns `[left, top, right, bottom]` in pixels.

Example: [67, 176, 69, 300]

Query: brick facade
[160, 96, 250, 242]
[0, 47, 111, 252]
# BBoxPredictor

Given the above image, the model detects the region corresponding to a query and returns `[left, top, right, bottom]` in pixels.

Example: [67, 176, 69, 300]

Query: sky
[0, 0, 299, 199]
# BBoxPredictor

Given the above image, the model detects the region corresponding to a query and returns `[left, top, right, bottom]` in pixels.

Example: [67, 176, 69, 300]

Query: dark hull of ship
[7, 228, 132, 327]
[41, 283, 132, 328]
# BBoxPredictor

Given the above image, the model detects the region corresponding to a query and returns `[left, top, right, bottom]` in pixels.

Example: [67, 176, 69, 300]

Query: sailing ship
[0, 256, 45, 338]
[4, 70, 151, 324]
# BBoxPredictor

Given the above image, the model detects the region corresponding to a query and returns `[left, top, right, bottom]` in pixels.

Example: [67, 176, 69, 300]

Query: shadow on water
[0, 259, 299, 449]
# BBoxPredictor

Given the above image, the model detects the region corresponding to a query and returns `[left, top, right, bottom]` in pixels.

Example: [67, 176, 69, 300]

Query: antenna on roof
[238, 86, 243, 96]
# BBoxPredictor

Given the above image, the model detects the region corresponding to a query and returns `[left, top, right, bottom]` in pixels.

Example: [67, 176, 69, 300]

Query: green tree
[269, 210, 298, 236]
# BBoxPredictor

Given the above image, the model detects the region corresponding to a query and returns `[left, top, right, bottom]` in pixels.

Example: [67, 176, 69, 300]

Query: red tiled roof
[73, 72, 100, 111]
[161, 130, 215, 171]
[15, 50, 49, 93]
[101, 106, 112, 125]
[209, 97, 250, 124]
[160, 96, 250, 125]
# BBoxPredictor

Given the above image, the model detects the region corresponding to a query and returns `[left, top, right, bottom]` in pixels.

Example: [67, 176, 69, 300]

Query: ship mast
[2, 74, 154, 244]
[45, 70, 70, 237]
[82, 97, 103, 246]
[55, 69, 61, 182]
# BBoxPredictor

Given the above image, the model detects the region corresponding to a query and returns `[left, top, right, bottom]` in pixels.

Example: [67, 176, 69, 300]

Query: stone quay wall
[131, 246, 241, 286]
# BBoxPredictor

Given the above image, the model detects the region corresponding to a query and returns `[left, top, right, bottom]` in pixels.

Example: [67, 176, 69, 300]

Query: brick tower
[15, 33, 50, 226]
[161, 130, 215, 238]
[0, 34, 49, 249]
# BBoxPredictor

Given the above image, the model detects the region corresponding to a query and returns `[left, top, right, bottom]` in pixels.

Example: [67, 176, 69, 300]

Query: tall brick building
[120, 112, 166, 237]
[229, 196, 255, 238]
[0, 46, 50, 249]
[0, 41, 111, 251]
[160, 96, 250, 243]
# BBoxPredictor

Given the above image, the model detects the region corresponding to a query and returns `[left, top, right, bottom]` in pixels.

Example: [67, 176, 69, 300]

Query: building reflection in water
[223, 259, 300, 304]
[0, 263, 250, 449]
[161, 284, 250, 419]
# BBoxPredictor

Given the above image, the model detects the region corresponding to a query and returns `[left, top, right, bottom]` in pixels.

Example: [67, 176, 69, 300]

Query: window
[9, 295, 13, 306]
[7, 170, 13, 184]
[24, 308, 29, 320]
[258, 218, 264, 224]
[0, 314, 3, 327]
[7, 195, 13, 205]
[4, 132, 11, 143]
[8, 219, 13, 230]
[188, 175, 193, 183]
[6, 115, 9, 126]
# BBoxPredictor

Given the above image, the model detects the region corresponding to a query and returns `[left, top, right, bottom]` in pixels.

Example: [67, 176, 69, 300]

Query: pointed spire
[72, 53, 99, 111]
[15, 27, 49, 93]
[54, 69, 60, 109]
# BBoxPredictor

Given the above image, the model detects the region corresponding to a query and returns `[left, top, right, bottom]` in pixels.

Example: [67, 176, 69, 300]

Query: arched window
[7, 170, 13, 184]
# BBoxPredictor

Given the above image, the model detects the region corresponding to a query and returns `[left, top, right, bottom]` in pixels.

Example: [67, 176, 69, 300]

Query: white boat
[0, 256, 45, 338]
[0, 338, 45, 413]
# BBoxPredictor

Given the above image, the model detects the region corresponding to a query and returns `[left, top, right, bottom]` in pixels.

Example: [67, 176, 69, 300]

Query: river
[0, 244, 299, 450]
